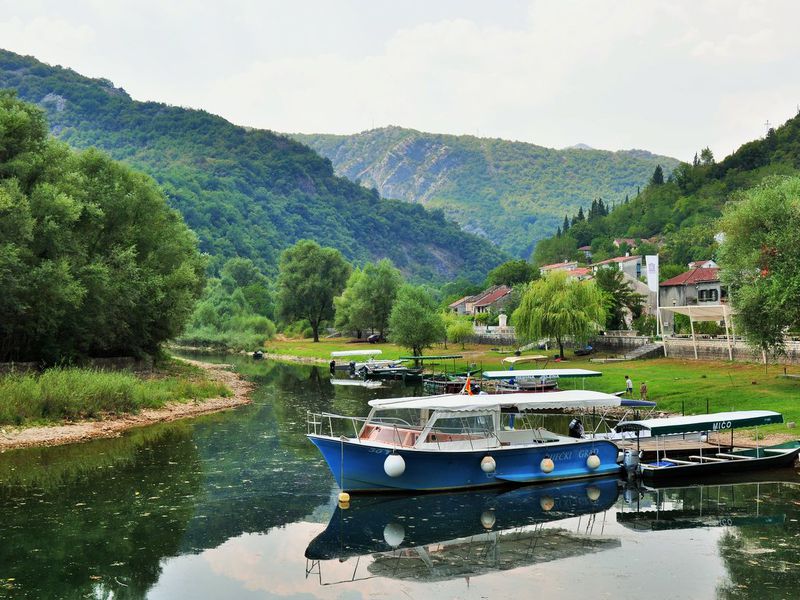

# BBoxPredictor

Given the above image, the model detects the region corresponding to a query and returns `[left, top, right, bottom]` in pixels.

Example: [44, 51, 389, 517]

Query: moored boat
[306, 390, 623, 492]
[614, 411, 800, 482]
[481, 368, 602, 394]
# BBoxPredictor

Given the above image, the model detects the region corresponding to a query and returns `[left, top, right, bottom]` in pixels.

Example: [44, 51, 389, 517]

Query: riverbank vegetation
[0, 91, 205, 364]
[0, 360, 229, 426]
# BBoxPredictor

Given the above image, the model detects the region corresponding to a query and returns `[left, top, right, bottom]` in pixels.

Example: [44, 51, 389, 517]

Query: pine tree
[556, 226, 562, 238]
[562, 214, 570, 233]
[624, 194, 629, 204]
[598, 198, 607, 216]
[651, 164, 664, 185]
[693, 152, 699, 167]
[589, 199, 598, 220]
[577, 207, 585, 221]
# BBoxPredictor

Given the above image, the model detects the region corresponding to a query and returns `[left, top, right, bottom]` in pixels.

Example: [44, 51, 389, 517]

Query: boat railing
[306, 411, 423, 448]
[307, 411, 366, 440]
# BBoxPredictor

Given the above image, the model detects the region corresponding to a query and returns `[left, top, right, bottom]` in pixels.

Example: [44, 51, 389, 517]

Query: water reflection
[1, 356, 798, 599]
[306, 477, 621, 584]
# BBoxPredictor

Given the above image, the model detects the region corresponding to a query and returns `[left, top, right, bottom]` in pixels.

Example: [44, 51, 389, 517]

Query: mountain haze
[293, 127, 679, 257]
[0, 49, 506, 283]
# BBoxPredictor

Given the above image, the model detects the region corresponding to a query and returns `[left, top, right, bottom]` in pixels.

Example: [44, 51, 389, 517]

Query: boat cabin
[357, 391, 622, 451]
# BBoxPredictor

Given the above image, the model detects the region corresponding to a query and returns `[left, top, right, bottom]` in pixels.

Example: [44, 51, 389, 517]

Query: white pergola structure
[660, 304, 737, 360]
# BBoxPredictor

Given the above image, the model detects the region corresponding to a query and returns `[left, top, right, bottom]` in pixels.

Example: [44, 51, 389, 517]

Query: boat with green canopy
[614, 410, 800, 482]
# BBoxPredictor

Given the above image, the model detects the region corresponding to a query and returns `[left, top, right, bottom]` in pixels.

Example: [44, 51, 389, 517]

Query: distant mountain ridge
[293, 126, 680, 257]
[0, 49, 506, 283]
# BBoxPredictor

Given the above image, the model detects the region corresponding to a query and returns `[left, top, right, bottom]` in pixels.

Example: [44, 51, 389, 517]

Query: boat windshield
[368, 408, 428, 429]
[427, 413, 495, 438]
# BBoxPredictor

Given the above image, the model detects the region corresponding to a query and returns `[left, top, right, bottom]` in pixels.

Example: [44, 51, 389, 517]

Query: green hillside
[293, 127, 679, 257]
[0, 49, 506, 283]
[532, 113, 800, 273]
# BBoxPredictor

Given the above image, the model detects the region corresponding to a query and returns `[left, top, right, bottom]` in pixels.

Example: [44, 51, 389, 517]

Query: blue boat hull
[308, 434, 621, 492]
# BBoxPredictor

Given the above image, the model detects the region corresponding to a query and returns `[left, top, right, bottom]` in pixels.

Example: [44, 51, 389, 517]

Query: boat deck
[615, 437, 734, 460]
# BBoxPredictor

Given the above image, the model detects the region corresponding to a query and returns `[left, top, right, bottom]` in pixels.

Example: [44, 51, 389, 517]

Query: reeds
[0, 367, 229, 425]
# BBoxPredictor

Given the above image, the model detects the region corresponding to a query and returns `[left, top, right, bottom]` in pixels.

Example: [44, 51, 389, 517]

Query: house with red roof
[538, 260, 578, 277]
[659, 267, 726, 331]
[448, 285, 513, 316]
[590, 254, 642, 280]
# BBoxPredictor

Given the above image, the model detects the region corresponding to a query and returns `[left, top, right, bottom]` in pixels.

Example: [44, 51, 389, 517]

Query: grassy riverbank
[264, 338, 800, 436]
[0, 359, 230, 427]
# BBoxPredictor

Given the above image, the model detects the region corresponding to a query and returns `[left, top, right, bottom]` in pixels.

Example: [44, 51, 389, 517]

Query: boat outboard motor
[568, 418, 584, 439]
[349, 361, 356, 374]
[623, 448, 641, 473]
[329, 360, 336, 373]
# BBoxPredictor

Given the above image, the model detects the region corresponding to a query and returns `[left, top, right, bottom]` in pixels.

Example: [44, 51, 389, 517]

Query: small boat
[329, 349, 400, 373]
[306, 390, 623, 492]
[481, 368, 602, 394]
[614, 411, 800, 482]
[422, 373, 480, 394]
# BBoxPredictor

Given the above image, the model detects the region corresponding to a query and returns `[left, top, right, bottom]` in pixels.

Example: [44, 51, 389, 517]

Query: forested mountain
[532, 112, 800, 277]
[0, 49, 505, 283]
[293, 127, 679, 257]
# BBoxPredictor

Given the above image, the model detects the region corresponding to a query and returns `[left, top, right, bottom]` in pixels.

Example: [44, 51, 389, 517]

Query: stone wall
[592, 335, 653, 352]
[664, 338, 800, 365]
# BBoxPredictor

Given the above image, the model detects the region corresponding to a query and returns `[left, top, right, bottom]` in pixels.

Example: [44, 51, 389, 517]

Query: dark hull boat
[639, 442, 800, 483]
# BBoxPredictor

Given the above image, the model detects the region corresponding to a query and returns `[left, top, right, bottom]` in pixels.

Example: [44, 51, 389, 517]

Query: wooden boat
[481, 368, 602, 394]
[614, 411, 800, 482]
[422, 373, 480, 394]
[329, 349, 394, 372]
[306, 390, 623, 492]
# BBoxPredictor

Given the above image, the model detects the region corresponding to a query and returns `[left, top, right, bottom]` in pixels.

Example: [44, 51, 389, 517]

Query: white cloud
[1, 0, 800, 160]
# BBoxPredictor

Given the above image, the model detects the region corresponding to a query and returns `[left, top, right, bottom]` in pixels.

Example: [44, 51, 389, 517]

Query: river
[0, 356, 798, 599]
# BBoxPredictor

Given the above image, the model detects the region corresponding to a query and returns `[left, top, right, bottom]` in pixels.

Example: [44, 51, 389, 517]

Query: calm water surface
[1, 356, 798, 599]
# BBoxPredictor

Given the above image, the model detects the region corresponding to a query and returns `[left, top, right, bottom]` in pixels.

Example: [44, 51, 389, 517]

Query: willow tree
[512, 271, 607, 358]
[718, 176, 800, 360]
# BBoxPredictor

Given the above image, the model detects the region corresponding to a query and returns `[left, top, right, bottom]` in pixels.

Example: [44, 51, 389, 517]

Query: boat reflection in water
[617, 473, 797, 532]
[305, 477, 620, 585]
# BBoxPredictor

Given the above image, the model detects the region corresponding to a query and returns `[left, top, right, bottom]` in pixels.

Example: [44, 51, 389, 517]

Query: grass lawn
[265, 338, 800, 436]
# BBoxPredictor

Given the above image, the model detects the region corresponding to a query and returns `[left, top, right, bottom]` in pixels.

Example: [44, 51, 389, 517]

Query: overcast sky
[2, 0, 799, 161]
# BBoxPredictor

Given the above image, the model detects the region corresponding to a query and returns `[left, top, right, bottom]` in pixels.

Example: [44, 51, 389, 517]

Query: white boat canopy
[501, 355, 548, 365]
[615, 410, 783, 436]
[330, 349, 382, 358]
[483, 368, 602, 379]
[368, 390, 622, 412]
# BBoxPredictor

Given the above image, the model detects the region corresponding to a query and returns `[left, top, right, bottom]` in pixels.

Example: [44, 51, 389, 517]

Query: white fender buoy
[586, 485, 601, 502]
[384, 454, 406, 477]
[540, 495, 555, 511]
[586, 453, 601, 470]
[480, 510, 496, 529]
[480, 456, 496, 473]
[383, 522, 405, 547]
[700, 433, 709, 443]
[540, 457, 555, 473]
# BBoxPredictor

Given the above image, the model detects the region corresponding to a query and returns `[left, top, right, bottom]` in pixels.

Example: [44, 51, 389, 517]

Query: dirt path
[0, 359, 253, 451]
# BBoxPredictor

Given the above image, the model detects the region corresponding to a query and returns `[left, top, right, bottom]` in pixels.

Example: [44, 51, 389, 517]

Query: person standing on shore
[640, 381, 648, 401]
[625, 375, 633, 397]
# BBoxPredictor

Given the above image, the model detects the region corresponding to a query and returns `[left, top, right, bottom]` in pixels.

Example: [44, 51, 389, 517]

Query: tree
[447, 317, 474, 350]
[718, 176, 800, 359]
[651, 164, 665, 185]
[388, 285, 445, 356]
[594, 267, 646, 330]
[512, 272, 606, 358]
[359, 259, 403, 337]
[486, 259, 538, 287]
[699, 147, 715, 166]
[532, 235, 579, 266]
[334, 268, 369, 338]
[0, 92, 206, 363]
[276, 240, 350, 342]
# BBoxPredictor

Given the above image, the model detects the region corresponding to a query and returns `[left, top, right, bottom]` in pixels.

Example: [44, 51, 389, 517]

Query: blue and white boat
[307, 390, 623, 492]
